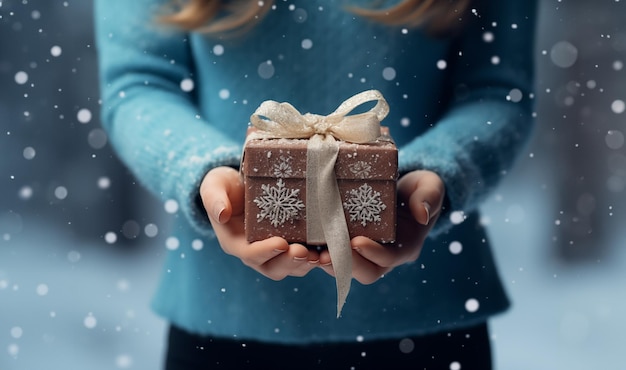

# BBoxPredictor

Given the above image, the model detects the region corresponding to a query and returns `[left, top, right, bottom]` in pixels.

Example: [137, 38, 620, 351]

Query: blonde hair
[160, 0, 472, 37]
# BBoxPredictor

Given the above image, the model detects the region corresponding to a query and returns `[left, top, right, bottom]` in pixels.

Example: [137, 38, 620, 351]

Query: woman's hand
[319, 170, 445, 284]
[200, 166, 320, 280]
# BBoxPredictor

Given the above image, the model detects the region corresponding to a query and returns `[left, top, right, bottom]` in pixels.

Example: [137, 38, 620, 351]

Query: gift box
[241, 90, 397, 316]
[242, 91, 398, 245]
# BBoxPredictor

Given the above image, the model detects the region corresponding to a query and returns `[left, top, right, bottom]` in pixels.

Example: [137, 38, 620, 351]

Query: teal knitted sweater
[94, 0, 536, 343]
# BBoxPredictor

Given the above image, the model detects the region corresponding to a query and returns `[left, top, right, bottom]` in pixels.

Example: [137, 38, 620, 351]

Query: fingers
[241, 236, 289, 265]
[397, 170, 445, 226]
[318, 237, 394, 285]
[200, 166, 244, 225]
[320, 251, 387, 285]
[351, 236, 419, 283]
[216, 231, 320, 280]
[351, 236, 398, 268]
[258, 243, 320, 280]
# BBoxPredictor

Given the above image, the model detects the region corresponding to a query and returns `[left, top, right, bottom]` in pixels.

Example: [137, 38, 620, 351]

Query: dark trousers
[165, 323, 492, 370]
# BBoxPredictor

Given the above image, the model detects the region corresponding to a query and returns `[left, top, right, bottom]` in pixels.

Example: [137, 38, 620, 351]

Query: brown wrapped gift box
[242, 128, 398, 244]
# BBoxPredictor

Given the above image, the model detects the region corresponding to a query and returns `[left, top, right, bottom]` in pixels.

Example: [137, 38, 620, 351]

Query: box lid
[242, 131, 398, 181]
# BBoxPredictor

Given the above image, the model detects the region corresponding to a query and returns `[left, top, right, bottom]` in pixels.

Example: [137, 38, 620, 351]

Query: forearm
[399, 0, 538, 235]
[95, 0, 240, 233]
[399, 97, 534, 234]
[102, 87, 241, 200]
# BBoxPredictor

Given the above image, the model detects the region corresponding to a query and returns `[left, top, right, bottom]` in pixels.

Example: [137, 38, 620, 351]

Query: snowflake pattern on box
[343, 183, 387, 226]
[348, 160, 372, 179]
[273, 155, 293, 178]
[254, 179, 305, 227]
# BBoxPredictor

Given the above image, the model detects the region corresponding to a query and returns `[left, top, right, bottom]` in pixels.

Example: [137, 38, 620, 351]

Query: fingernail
[421, 201, 431, 226]
[308, 259, 320, 265]
[294, 256, 308, 262]
[321, 262, 333, 267]
[273, 248, 286, 254]
[214, 203, 226, 223]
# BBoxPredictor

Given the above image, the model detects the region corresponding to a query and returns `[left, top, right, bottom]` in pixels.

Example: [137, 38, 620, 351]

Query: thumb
[200, 166, 244, 224]
[397, 170, 445, 226]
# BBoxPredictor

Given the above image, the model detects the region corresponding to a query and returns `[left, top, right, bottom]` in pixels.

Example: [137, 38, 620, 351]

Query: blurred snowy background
[1, 1, 625, 369]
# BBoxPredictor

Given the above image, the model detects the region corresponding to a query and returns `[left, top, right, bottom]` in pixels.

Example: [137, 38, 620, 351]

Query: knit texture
[95, 0, 537, 343]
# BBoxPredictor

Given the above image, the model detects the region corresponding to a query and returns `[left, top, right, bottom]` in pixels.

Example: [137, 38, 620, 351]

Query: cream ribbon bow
[249, 90, 389, 317]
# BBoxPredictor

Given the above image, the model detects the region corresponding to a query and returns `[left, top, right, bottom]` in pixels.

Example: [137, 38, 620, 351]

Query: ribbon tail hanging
[306, 135, 352, 317]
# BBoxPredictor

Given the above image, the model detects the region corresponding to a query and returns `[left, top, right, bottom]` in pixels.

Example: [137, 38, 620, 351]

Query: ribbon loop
[330, 89, 390, 123]
[250, 101, 314, 139]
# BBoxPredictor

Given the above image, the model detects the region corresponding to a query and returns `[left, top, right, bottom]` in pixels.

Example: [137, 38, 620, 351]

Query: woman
[94, 0, 537, 368]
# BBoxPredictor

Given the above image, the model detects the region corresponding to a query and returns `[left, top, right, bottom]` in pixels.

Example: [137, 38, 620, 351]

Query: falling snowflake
[273, 155, 293, 178]
[348, 160, 372, 178]
[254, 179, 304, 227]
[343, 183, 386, 226]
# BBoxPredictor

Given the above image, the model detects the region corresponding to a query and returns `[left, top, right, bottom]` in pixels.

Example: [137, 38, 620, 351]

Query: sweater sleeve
[94, 0, 240, 234]
[398, 0, 538, 235]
